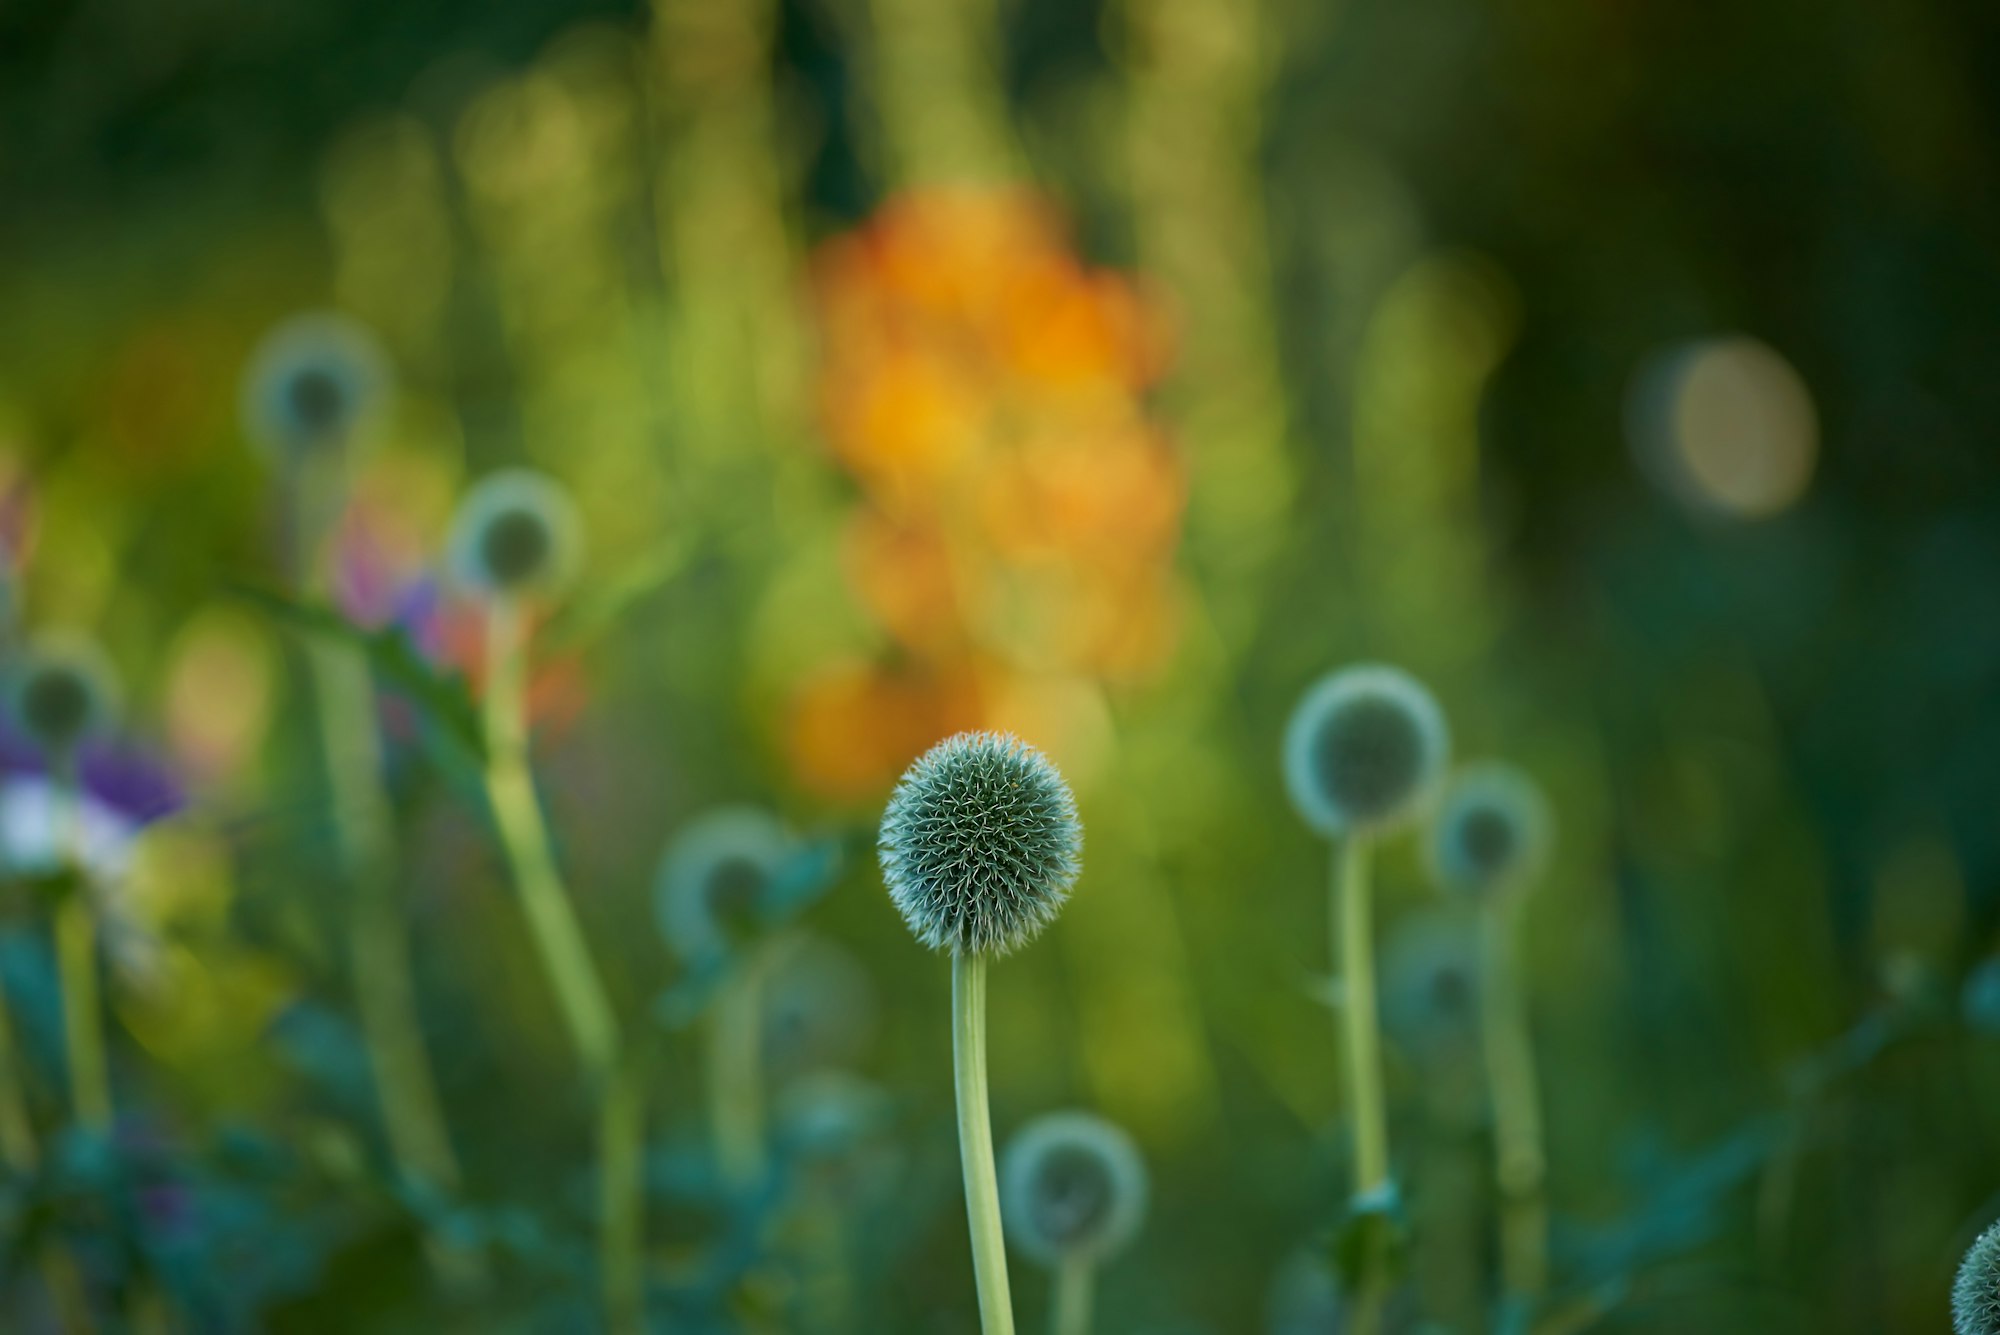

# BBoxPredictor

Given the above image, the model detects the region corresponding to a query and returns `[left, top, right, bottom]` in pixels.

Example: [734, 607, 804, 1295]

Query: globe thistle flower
[655, 806, 794, 965]
[761, 936, 878, 1079]
[6, 635, 120, 760]
[1283, 665, 1450, 837]
[879, 731, 1082, 957]
[1000, 1111, 1148, 1269]
[1956, 1219, 2000, 1335]
[1380, 909, 1481, 1056]
[240, 312, 391, 458]
[445, 469, 584, 601]
[1426, 762, 1554, 900]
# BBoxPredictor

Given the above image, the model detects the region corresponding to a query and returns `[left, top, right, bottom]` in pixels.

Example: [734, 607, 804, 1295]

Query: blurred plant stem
[707, 943, 773, 1190]
[952, 953, 1015, 1335]
[1334, 836, 1388, 1335]
[304, 635, 474, 1286]
[0, 964, 95, 1333]
[1480, 895, 1549, 1309]
[54, 762, 110, 1133]
[1050, 1255, 1091, 1335]
[480, 599, 641, 1334]
[0, 974, 36, 1167]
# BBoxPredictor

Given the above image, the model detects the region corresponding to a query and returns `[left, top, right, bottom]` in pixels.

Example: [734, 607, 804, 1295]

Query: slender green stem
[1336, 836, 1389, 1195]
[53, 765, 110, 1133]
[0, 976, 91, 1332]
[480, 602, 619, 1077]
[0, 977, 37, 1169]
[1334, 835, 1387, 1335]
[1049, 1256, 1093, 1335]
[952, 953, 1015, 1335]
[306, 639, 464, 1201]
[479, 599, 641, 1333]
[706, 953, 767, 1189]
[1480, 896, 1548, 1305]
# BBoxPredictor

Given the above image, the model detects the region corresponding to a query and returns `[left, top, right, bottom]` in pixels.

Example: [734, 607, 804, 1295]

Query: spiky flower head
[240, 312, 391, 458]
[1426, 762, 1553, 900]
[7, 635, 120, 759]
[879, 731, 1081, 957]
[1283, 664, 1450, 837]
[655, 806, 794, 964]
[1955, 1219, 2000, 1335]
[446, 468, 583, 600]
[1000, 1111, 1148, 1268]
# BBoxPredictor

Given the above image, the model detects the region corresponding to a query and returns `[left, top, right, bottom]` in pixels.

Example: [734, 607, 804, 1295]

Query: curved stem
[953, 953, 1015, 1335]
[479, 599, 641, 1333]
[54, 766, 110, 1133]
[1049, 1257, 1093, 1335]
[1480, 897, 1548, 1305]
[1334, 835, 1387, 1335]
[481, 602, 619, 1076]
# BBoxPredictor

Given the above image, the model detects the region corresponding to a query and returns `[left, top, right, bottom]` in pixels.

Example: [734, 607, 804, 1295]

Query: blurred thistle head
[1000, 1111, 1148, 1268]
[762, 936, 878, 1078]
[1426, 762, 1553, 900]
[241, 312, 391, 458]
[878, 731, 1081, 957]
[7, 635, 120, 759]
[655, 806, 793, 964]
[1283, 664, 1449, 837]
[1380, 909, 1481, 1056]
[446, 468, 584, 601]
[1955, 1219, 2000, 1335]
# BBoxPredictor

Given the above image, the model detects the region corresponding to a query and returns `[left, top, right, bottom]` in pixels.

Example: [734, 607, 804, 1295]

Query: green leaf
[229, 583, 489, 783]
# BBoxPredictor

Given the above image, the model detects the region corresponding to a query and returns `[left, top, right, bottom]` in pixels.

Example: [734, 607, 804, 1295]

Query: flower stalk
[953, 952, 1016, 1335]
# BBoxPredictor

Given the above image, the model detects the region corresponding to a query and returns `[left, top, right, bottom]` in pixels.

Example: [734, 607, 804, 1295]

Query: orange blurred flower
[791, 188, 1186, 799]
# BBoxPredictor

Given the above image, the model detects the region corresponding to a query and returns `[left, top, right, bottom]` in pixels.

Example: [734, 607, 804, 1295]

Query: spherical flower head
[1284, 664, 1450, 837]
[241, 312, 391, 458]
[1956, 1219, 2000, 1335]
[446, 468, 584, 600]
[7, 635, 120, 759]
[1380, 909, 1481, 1056]
[878, 731, 1081, 957]
[1000, 1111, 1148, 1268]
[1426, 762, 1553, 900]
[655, 806, 793, 964]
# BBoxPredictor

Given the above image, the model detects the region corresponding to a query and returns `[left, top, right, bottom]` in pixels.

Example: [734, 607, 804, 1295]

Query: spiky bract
[1000, 1111, 1147, 1268]
[446, 468, 583, 600]
[655, 806, 793, 964]
[1427, 762, 1553, 900]
[240, 312, 390, 457]
[1283, 665, 1449, 837]
[7, 635, 120, 758]
[1956, 1219, 2000, 1335]
[878, 731, 1081, 957]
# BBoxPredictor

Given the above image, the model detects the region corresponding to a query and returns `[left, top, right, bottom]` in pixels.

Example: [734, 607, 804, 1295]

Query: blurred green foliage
[1, 0, 1999, 1332]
